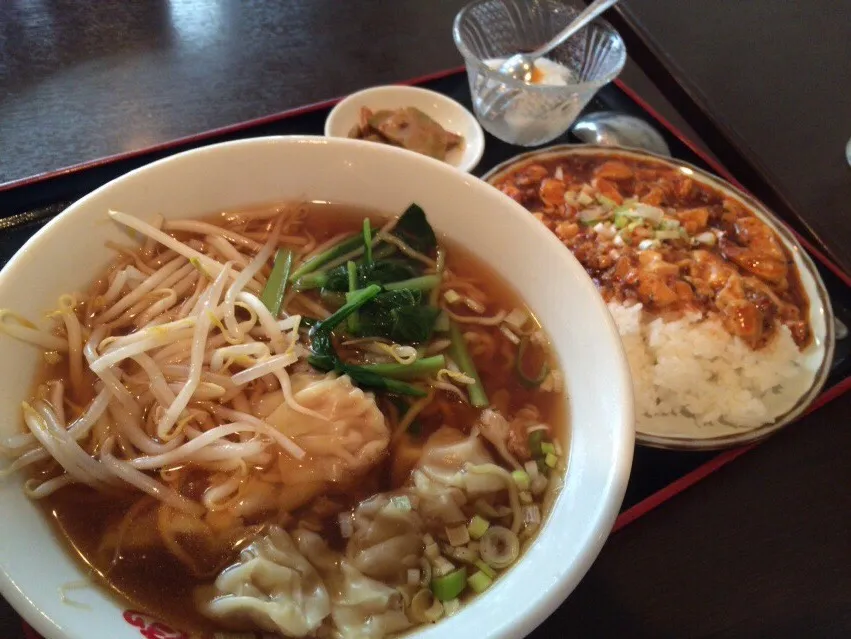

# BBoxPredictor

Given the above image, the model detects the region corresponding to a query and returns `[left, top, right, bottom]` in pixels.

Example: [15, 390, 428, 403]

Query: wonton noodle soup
[0, 202, 565, 637]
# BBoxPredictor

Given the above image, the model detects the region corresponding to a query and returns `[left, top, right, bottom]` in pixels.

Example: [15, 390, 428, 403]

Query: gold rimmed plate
[483, 144, 835, 451]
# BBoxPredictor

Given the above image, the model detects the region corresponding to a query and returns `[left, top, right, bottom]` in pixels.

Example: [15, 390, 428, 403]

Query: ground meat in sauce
[491, 155, 811, 350]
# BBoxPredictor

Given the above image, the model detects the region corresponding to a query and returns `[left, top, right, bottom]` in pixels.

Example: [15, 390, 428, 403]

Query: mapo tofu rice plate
[489, 148, 831, 440]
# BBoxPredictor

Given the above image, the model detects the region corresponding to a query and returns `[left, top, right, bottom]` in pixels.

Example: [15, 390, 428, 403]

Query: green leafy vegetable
[259, 249, 293, 317]
[304, 259, 420, 293]
[355, 289, 440, 343]
[392, 204, 437, 255]
[383, 275, 440, 292]
[363, 218, 373, 265]
[528, 430, 545, 458]
[307, 284, 425, 397]
[289, 235, 363, 282]
[360, 355, 446, 380]
[448, 320, 488, 407]
[346, 260, 359, 334]
[516, 337, 550, 388]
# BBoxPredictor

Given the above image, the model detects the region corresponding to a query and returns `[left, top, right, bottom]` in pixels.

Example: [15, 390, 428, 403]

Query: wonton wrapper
[296, 529, 413, 639]
[203, 526, 330, 637]
[260, 373, 389, 496]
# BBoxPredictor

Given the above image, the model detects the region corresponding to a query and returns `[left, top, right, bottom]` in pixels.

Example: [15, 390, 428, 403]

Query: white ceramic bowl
[0, 136, 633, 639]
[324, 85, 485, 173]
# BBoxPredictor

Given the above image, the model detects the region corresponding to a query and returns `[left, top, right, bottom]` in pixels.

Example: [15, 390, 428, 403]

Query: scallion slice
[430, 567, 467, 601]
[528, 430, 545, 459]
[467, 515, 490, 540]
[467, 570, 493, 593]
[511, 469, 530, 490]
[479, 526, 520, 569]
[516, 337, 549, 389]
[474, 559, 497, 580]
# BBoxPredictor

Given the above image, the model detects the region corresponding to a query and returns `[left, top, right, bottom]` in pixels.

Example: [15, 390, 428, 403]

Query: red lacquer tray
[4, 68, 848, 639]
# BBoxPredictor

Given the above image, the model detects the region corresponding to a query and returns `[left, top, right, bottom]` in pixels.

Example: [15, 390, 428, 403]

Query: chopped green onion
[516, 337, 549, 389]
[467, 515, 490, 540]
[444, 544, 478, 564]
[577, 192, 594, 206]
[289, 235, 363, 282]
[431, 567, 467, 601]
[511, 470, 530, 490]
[259, 249, 293, 317]
[363, 218, 373, 265]
[448, 321, 488, 408]
[540, 442, 556, 456]
[474, 499, 500, 519]
[474, 560, 496, 579]
[432, 556, 456, 578]
[443, 598, 461, 617]
[467, 571, 493, 594]
[411, 589, 443, 623]
[545, 452, 558, 468]
[446, 524, 470, 547]
[655, 229, 682, 241]
[479, 526, 520, 569]
[444, 289, 461, 304]
[614, 214, 629, 229]
[424, 542, 441, 561]
[528, 431, 544, 459]
[596, 194, 618, 207]
[433, 311, 450, 333]
[524, 459, 540, 479]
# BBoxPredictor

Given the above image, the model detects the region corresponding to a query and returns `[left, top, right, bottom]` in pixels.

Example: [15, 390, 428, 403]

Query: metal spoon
[571, 112, 672, 156]
[496, 0, 621, 83]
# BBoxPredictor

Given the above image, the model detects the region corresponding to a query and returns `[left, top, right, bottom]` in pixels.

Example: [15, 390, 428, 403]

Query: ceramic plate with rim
[0, 136, 632, 639]
[324, 85, 485, 173]
[483, 144, 835, 450]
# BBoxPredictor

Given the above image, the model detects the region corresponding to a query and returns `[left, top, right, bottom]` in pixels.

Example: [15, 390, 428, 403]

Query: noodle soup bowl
[0, 136, 633, 639]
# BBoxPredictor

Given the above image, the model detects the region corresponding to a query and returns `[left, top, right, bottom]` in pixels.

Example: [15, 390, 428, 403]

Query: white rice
[608, 302, 804, 430]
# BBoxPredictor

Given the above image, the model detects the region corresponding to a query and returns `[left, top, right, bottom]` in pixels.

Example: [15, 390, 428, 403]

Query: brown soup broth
[32, 202, 566, 634]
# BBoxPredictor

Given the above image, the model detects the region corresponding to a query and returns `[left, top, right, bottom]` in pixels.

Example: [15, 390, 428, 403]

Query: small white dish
[324, 85, 485, 173]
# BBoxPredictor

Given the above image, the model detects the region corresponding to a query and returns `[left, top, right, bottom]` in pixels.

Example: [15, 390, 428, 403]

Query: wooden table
[1, 2, 849, 637]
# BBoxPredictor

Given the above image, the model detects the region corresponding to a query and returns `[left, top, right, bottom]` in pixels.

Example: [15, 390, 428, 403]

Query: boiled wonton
[202, 526, 330, 637]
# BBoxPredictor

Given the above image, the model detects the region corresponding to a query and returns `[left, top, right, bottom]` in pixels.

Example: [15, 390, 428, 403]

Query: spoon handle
[530, 0, 620, 59]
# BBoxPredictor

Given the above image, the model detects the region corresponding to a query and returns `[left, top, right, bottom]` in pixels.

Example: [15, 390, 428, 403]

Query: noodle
[0, 202, 562, 637]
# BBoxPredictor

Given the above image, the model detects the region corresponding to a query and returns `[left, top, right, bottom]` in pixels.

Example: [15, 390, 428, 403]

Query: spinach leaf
[357, 289, 439, 343]
[321, 259, 420, 293]
[392, 204, 437, 255]
[307, 284, 425, 397]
